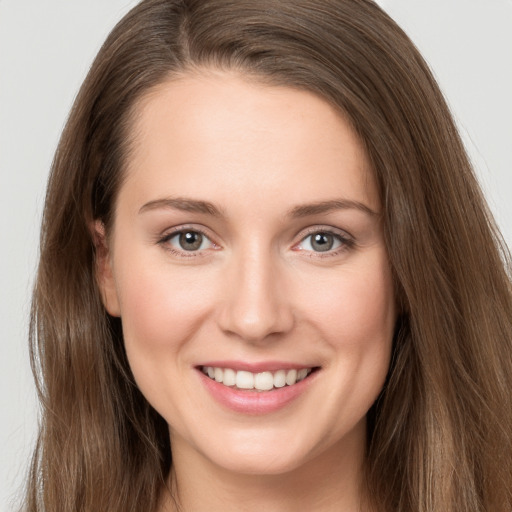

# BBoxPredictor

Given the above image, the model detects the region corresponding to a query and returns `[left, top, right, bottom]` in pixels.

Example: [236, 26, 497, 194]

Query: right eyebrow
[138, 197, 224, 217]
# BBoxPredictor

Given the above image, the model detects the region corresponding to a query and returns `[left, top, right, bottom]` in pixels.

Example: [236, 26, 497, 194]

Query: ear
[91, 220, 121, 317]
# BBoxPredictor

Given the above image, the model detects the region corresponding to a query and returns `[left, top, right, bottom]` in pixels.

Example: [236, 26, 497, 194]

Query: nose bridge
[218, 239, 293, 341]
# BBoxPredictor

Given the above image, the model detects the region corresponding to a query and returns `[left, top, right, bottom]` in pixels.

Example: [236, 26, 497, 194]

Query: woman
[25, 0, 512, 511]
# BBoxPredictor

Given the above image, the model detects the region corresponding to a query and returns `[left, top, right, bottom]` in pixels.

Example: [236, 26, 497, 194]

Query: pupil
[179, 231, 203, 251]
[312, 233, 333, 252]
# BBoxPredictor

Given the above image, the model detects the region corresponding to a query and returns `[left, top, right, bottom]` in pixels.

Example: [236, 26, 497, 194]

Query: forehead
[120, 71, 379, 215]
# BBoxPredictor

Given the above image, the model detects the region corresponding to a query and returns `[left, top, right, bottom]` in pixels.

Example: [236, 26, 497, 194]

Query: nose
[216, 245, 294, 343]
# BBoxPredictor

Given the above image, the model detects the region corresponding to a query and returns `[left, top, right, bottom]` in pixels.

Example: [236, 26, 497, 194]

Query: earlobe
[91, 220, 121, 317]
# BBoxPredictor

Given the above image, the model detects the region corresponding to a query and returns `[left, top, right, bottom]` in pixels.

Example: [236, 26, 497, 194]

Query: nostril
[217, 306, 294, 342]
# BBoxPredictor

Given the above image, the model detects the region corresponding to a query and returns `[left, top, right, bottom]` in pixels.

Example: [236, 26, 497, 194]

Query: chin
[205, 445, 311, 477]
[184, 419, 362, 478]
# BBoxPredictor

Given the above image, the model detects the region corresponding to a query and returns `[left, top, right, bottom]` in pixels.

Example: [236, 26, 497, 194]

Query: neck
[160, 424, 369, 512]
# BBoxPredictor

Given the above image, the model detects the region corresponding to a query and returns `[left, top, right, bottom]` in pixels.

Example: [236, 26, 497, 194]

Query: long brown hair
[25, 1, 512, 511]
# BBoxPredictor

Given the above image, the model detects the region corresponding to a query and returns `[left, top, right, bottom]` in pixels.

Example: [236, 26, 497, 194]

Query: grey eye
[297, 231, 347, 254]
[161, 228, 216, 254]
[179, 231, 204, 251]
[310, 233, 334, 252]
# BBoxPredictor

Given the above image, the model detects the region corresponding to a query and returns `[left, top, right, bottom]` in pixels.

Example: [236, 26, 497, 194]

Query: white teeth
[202, 366, 313, 391]
[297, 368, 308, 381]
[236, 371, 254, 389]
[223, 368, 236, 386]
[285, 369, 297, 386]
[254, 371, 274, 391]
[273, 369, 286, 388]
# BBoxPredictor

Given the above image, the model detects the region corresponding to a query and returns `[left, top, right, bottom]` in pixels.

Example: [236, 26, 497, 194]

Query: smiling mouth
[201, 366, 317, 392]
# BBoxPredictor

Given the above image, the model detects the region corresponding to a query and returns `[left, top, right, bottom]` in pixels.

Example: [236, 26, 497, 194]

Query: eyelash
[293, 227, 355, 258]
[157, 226, 217, 258]
[157, 226, 355, 258]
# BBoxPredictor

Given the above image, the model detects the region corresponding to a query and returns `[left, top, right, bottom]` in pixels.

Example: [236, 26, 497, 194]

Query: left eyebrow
[287, 199, 379, 218]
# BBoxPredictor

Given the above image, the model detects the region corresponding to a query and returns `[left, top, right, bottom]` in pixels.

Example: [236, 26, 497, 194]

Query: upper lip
[197, 360, 318, 373]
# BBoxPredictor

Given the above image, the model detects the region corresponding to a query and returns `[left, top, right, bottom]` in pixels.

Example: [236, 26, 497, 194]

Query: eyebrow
[139, 197, 224, 216]
[288, 199, 379, 218]
[138, 196, 378, 218]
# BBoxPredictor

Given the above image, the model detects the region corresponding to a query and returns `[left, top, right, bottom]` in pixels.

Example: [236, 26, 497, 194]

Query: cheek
[303, 255, 396, 347]
[115, 263, 215, 357]
[308, 255, 395, 421]
[113, 262, 220, 415]
[298, 251, 396, 421]
[335, 275, 393, 344]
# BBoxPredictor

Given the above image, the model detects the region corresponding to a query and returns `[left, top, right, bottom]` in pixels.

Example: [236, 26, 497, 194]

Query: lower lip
[198, 369, 317, 415]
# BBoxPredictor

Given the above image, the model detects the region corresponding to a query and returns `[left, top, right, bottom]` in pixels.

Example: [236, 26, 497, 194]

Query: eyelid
[295, 225, 354, 243]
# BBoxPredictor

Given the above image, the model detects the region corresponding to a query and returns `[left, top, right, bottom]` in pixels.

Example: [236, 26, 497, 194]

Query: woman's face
[99, 72, 396, 476]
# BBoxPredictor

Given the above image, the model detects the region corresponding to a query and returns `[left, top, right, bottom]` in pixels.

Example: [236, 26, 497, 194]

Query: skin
[97, 71, 396, 511]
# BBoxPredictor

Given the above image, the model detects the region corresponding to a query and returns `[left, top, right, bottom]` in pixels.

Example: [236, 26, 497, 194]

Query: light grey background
[1, 1, 511, 509]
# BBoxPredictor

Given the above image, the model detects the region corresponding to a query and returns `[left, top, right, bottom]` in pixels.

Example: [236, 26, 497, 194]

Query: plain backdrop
[1, 1, 511, 509]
